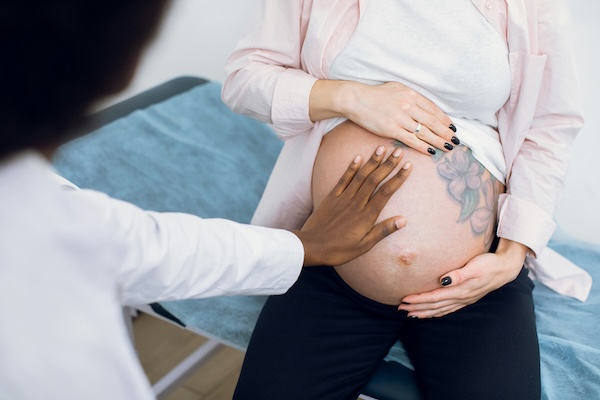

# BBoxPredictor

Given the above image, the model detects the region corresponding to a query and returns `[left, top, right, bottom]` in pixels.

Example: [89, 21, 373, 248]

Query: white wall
[553, 1, 600, 245]
[104, 0, 254, 104]
[117, 0, 600, 245]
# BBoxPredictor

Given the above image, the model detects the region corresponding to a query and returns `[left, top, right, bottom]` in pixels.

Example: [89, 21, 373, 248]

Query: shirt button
[486, 1, 493, 9]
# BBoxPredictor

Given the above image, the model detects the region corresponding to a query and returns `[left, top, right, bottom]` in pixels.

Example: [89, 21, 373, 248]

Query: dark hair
[0, 0, 171, 160]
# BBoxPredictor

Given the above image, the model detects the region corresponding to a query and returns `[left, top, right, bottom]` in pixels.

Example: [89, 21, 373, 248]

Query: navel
[397, 249, 417, 267]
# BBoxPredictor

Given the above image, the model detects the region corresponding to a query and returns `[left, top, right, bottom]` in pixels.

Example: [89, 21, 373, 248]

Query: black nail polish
[409, 315, 419, 319]
[444, 143, 454, 150]
[427, 147, 436, 155]
[401, 301, 411, 305]
[449, 124, 457, 133]
[441, 276, 452, 286]
[451, 136, 460, 145]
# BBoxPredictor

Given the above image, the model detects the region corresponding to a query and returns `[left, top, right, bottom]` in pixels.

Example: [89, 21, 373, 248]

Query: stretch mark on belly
[392, 140, 499, 247]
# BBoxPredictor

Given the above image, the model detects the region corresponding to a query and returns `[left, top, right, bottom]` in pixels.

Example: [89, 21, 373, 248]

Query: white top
[0, 152, 304, 400]
[326, 0, 511, 183]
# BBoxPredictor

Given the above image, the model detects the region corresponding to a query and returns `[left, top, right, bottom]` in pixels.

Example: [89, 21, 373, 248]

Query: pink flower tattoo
[437, 150, 482, 222]
[471, 179, 498, 246]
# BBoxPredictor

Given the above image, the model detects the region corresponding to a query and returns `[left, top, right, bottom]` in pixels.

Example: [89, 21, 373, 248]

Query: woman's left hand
[398, 239, 528, 318]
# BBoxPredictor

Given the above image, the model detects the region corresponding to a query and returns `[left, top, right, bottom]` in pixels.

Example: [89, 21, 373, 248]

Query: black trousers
[233, 265, 541, 400]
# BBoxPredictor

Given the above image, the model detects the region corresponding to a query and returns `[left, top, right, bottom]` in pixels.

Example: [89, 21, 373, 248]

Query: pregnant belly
[312, 121, 504, 305]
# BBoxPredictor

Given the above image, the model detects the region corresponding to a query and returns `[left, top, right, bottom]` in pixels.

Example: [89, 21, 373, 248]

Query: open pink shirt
[222, 0, 591, 300]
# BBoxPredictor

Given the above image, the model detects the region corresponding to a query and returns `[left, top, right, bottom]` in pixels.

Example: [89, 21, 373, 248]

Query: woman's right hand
[309, 80, 459, 155]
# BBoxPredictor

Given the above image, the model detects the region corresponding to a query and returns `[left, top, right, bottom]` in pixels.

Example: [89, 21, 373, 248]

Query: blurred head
[0, 0, 171, 160]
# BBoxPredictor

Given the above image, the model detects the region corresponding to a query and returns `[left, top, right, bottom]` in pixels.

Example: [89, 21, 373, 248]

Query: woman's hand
[398, 239, 528, 318]
[309, 80, 459, 155]
[295, 145, 412, 267]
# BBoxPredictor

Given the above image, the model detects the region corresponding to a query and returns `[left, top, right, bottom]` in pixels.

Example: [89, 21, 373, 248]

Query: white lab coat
[0, 151, 304, 399]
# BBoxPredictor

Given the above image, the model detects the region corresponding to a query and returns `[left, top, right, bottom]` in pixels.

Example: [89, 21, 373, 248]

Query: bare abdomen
[312, 121, 503, 305]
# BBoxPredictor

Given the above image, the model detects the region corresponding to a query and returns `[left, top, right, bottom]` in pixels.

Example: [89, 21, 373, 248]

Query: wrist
[496, 238, 529, 266]
[333, 81, 362, 119]
[291, 230, 318, 267]
[308, 80, 361, 122]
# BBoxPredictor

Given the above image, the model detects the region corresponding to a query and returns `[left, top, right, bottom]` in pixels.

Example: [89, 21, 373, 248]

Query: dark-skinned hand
[294, 145, 412, 267]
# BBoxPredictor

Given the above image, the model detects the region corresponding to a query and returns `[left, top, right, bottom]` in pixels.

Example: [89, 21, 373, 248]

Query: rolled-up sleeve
[221, 0, 317, 139]
[497, 194, 557, 256]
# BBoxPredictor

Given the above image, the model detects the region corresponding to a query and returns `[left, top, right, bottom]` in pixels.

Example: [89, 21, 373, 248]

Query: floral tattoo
[437, 150, 483, 222]
[392, 140, 499, 246]
[437, 149, 498, 246]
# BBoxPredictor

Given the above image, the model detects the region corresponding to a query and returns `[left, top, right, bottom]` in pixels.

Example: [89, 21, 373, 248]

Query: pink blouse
[222, 0, 591, 301]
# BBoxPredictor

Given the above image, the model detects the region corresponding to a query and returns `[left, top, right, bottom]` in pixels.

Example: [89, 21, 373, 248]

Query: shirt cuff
[497, 193, 557, 257]
[268, 229, 305, 292]
[271, 69, 318, 137]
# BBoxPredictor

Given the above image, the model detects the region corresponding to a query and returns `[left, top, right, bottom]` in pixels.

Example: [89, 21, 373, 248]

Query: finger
[330, 154, 362, 197]
[361, 216, 408, 249]
[411, 292, 484, 318]
[386, 113, 437, 154]
[399, 289, 477, 314]
[399, 296, 455, 312]
[364, 160, 412, 212]
[353, 147, 406, 205]
[413, 114, 455, 144]
[392, 125, 442, 156]
[342, 145, 386, 198]
[404, 106, 454, 148]
[407, 104, 458, 151]
[438, 264, 473, 287]
[401, 284, 466, 305]
[411, 123, 455, 153]
[399, 294, 450, 312]
[409, 304, 466, 319]
[414, 96, 454, 133]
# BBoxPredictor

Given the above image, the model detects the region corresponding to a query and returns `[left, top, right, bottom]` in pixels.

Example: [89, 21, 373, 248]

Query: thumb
[439, 254, 488, 287]
[439, 266, 469, 287]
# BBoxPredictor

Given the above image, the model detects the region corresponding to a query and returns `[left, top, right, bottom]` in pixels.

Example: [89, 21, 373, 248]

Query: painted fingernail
[427, 147, 436, 155]
[409, 315, 419, 319]
[444, 142, 454, 150]
[402, 161, 412, 169]
[392, 148, 402, 157]
[401, 301, 411, 305]
[451, 136, 460, 145]
[449, 123, 457, 132]
[441, 276, 452, 286]
[353, 155, 362, 164]
[376, 146, 385, 156]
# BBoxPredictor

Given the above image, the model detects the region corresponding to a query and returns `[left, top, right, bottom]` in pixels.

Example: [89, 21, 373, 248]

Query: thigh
[400, 268, 541, 400]
[233, 267, 404, 400]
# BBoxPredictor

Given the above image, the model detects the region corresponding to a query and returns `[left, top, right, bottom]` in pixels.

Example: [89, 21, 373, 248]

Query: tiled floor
[133, 313, 244, 400]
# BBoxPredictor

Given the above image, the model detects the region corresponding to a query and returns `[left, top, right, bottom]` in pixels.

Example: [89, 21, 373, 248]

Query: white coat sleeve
[73, 189, 304, 306]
